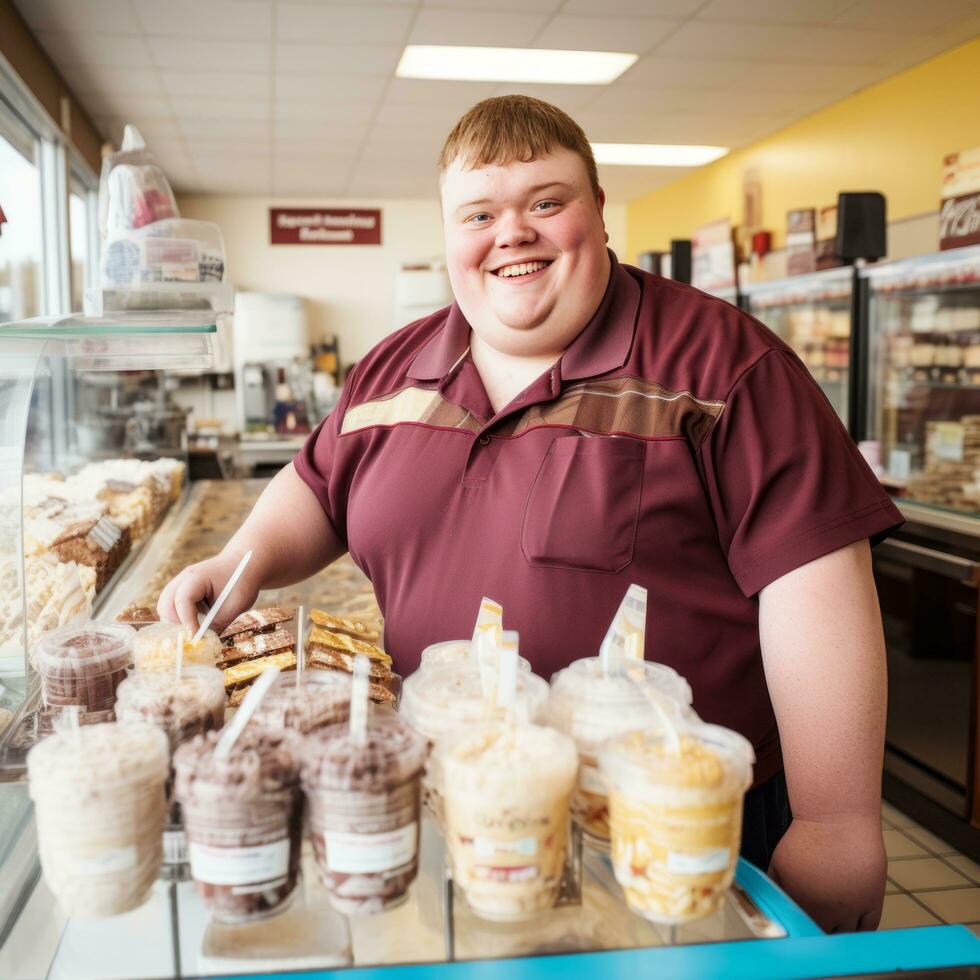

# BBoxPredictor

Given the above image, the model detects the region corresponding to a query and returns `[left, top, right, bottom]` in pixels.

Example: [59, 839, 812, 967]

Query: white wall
[178, 195, 629, 367]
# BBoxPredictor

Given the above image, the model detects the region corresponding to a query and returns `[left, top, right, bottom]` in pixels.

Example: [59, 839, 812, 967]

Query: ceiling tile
[275, 74, 389, 104]
[833, 0, 980, 33]
[133, 0, 272, 39]
[56, 63, 162, 96]
[489, 83, 605, 113]
[190, 139, 272, 158]
[110, 118, 185, 148]
[274, 137, 366, 157]
[573, 109, 768, 146]
[272, 175, 351, 197]
[180, 117, 271, 141]
[276, 3, 414, 44]
[587, 84, 834, 119]
[346, 176, 436, 198]
[170, 96, 271, 121]
[408, 9, 550, 46]
[652, 21, 792, 60]
[14, 0, 141, 33]
[147, 38, 272, 71]
[78, 91, 173, 119]
[597, 164, 694, 203]
[274, 117, 370, 140]
[275, 99, 378, 123]
[372, 101, 466, 129]
[161, 71, 272, 99]
[35, 30, 151, 68]
[536, 15, 681, 54]
[193, 176, 271, 195]
[778, 26, 932, 65]
[420, 0, 563, 10]
[732, 61, 883, 94]
[384, 78, 498, 107]
[276, 43, 402, 76]
[696, 0, 854, 25]
[616, 55, 752, 89]
[560, 0, 704, 15]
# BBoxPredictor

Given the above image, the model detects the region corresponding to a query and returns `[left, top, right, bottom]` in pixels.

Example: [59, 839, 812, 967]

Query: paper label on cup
[578, 762, 607, 797]
[70, 845, 138, 877]
[163, 830, 187, 866]
[666, 848, 731, 875]
[188, 838, 289, 886]
[325, 822, 417, 874]
[473, 835, 538, 860]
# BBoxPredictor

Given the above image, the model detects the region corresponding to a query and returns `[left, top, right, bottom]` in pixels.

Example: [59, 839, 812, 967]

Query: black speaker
[670, 239, 692, 284]
[836, 192, 886, 261]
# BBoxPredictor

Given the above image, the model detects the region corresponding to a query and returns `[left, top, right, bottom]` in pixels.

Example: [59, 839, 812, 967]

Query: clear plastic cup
[400, 663, 549, 822]
[599, 724, 755, 925]
[251, 671, 351, 734]
[419, 640, 532, 673]
[174, 728, 302, 923]
[546, 657, 693, 847]
[437, 721, 578, 922]
[34, 621, 134, 717]
[133, 621, 222, 672]
[302, 714, 427, 915]
[27, 721, 169, 918]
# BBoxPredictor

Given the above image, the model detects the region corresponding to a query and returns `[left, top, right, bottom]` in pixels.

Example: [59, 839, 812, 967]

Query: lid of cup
[33, 621, 135, 675]
[115, 665, 225, 715]
[251, 671, 351, 723]
[301, 713, 427, 793]
[27, 720, 169, 792]
[420, 640, 532, 673]
[549, 656, 693, 708]
[400, 662, 549, 741]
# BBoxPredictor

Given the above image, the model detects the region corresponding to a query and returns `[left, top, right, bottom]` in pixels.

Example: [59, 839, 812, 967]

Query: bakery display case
[742, 266, 859, 437]
[861, 245, 980, 859]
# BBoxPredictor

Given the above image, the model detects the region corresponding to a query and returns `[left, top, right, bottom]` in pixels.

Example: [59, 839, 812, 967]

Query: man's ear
[597, 186, 608, 242]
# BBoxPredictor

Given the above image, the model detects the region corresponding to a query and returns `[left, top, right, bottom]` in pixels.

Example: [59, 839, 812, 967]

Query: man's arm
[157, 462, 346, 632]
[758, 538, 887, 932]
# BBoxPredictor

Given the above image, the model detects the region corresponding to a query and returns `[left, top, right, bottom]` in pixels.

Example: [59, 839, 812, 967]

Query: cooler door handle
[875, 539, 980, 586]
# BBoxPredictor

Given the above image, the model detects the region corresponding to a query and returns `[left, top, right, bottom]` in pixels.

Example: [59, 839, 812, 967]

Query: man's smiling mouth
[490, 260, 553, 278]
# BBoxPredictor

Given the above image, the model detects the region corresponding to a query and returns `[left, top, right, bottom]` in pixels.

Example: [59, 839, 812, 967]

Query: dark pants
[740, 769, 792, 871]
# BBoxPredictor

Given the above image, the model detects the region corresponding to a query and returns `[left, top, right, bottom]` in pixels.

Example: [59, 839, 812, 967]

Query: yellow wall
[627, 35, 980, 260]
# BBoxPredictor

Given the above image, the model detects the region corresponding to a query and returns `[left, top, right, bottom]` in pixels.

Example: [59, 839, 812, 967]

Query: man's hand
[769, 815, 886, 933]
[157, 550, 261, 635]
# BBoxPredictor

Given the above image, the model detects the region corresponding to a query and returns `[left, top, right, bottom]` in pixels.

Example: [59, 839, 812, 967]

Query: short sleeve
[697, 348, 903, 597]
[292, 374, 357, 547]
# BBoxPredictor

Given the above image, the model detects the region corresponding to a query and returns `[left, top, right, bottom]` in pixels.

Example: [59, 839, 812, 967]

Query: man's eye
[533, 201, 559, 212]
[467, 213, 491, 224]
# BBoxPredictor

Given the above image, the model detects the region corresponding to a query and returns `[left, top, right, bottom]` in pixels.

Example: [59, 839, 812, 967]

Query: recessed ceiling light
[591, 143, 729, 167]
[396, 46, 638, 85]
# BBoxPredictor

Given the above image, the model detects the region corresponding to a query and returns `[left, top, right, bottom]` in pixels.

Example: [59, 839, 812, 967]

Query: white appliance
[394, 260, 453, 327]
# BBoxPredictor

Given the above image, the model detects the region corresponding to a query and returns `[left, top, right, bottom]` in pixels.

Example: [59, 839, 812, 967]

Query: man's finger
[174, 577, 204, 632]
[156, 575, 181, 624]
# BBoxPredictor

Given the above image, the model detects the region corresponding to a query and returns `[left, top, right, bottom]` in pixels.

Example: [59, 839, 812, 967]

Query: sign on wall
[940, 147, 980, 250]
[270, 208, 382, 246]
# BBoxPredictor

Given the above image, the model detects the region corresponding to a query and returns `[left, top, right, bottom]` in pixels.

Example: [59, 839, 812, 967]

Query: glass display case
[862, 245, 980, 858]
[742, 267, 858, 436]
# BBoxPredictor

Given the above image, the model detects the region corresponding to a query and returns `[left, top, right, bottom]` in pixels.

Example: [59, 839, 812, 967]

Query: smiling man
[159, 96, 902, 932]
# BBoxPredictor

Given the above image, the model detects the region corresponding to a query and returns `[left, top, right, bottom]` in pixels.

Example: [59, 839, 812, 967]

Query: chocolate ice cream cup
[250, 670, 351, 734]
[27, 721, 169, 918]
[174, 728, 302, 923]
[301, 714, 427, 915]
[34, 621, 134, 717]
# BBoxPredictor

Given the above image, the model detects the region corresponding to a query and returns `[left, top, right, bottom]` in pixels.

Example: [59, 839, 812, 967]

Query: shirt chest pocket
[521, 436, 645, 573]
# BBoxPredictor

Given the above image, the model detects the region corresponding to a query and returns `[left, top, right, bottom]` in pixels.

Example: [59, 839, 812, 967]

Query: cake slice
[50, 516, 131, 591]
[218, 628, 295, 668]
[309, 608, 381, 644]
[306, 625, 391, 664]
[220, 607, 295, 641]
[222, 650, 297, 688]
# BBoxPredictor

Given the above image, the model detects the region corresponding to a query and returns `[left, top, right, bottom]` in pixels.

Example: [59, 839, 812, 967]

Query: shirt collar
[406, 249, 639, 383]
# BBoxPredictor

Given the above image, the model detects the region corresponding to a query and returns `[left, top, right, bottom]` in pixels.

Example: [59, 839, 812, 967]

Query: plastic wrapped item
[600, 723, 755, 925]
[99, 125, 178, 239]
[101, 218, 226, 288]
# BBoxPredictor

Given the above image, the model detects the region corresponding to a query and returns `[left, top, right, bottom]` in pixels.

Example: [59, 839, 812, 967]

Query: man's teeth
[496, 261, 549, 278]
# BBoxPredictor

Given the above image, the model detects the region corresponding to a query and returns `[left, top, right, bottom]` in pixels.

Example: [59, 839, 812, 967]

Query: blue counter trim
[216, 926, 979, 980]
[734, 857, 823, 938]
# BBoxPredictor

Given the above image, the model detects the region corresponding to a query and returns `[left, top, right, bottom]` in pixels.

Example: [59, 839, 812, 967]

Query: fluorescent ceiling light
[592, 143, 729, 167]
[397, 46, 637, 85]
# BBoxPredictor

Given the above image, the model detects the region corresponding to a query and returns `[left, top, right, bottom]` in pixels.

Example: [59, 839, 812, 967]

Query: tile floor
[880, 800, 980, 936]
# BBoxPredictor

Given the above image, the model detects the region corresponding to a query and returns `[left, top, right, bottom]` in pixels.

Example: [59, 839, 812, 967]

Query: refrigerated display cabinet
[742, 266, 860, 438]
[861, 244, 980, 859]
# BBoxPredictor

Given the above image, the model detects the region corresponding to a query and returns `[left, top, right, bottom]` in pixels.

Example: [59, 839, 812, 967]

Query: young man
[159, 96, 901, 931]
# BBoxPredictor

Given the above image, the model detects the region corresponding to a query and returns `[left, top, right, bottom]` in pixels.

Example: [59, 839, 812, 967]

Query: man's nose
[494, 209, 536, 248]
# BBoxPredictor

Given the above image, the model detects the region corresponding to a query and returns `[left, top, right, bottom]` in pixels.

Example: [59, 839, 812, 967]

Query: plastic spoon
[214, 665, 281, 759]
[349, 654, 370, 747]
[192, 550, 253, 643]
[295, 605, 305, 689]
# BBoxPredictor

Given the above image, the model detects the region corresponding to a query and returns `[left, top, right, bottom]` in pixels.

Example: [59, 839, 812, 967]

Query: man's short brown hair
[439, 95, 600, 199]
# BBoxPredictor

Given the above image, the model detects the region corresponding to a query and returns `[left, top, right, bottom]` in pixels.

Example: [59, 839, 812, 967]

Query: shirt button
[479, 435, 490, 446]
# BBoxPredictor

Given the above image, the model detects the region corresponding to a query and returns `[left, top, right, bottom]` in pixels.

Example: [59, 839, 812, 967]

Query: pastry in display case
[741, 266, 857, 435]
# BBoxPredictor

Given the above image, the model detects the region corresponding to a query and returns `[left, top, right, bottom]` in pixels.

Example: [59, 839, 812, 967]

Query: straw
[295, 605, 305, 689]
[349, 654, 370, 747]
[494, 632, 519, 713]
[176, 632, 184, 684]
[629, 677, 682, 755]
[193, 550, 253, 642]
[600, 634, 624, 678]
[214, 665, 281, 759]
[66, 704, 82, 748]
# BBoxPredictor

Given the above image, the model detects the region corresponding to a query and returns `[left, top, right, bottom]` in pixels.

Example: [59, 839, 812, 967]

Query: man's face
[440, 147, 609, 358]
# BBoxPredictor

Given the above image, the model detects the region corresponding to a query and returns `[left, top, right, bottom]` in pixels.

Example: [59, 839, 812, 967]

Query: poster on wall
[815, 204, 842, 270]
[786, 208, 817, 276]
[691, 217, 736, 293]
[940, 147, 980, 250]
[270, 208, 382, 245]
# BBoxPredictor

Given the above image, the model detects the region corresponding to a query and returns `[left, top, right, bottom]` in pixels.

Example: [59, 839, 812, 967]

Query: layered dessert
[250, 670, 351, 734]
[174, 728, 302, 923]
[437, 722, 578, 921]
[302, 715, 426, 915]
[306, 613, 398, 706]
[546, 657, 693, 846]
[27, 721, 170, 918]
[600, 725, 754, 924]
[219, 607, 297, 705]
[134, 621, 222, 672]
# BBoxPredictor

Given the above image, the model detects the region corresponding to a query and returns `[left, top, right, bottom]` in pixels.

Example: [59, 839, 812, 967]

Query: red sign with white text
[270, 208, 382, 246]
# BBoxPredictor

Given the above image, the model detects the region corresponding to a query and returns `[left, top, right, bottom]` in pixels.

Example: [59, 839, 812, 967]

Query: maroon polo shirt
[295, 253, 902, 786]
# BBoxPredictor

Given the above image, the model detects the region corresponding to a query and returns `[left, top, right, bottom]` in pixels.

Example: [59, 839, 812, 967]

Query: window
[69, 177, 95, 312]
[0, 128, 43, 322]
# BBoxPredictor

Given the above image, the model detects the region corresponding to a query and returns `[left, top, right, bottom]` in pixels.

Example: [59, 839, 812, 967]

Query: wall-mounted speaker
[836, 192, 887, 262]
